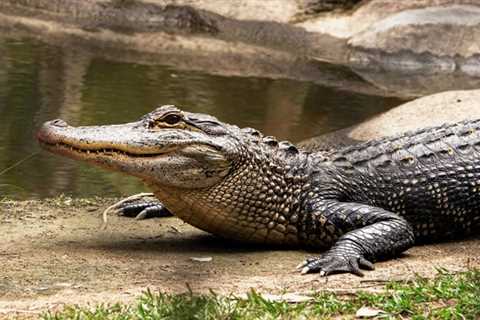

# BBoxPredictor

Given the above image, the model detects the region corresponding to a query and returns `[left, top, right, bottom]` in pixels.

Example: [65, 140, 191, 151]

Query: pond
[0, 34, 407, 199]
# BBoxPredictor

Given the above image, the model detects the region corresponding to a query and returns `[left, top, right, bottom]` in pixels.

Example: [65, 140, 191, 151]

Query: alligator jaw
[37, 120, 170, 162]
[38, 139, 167, 160]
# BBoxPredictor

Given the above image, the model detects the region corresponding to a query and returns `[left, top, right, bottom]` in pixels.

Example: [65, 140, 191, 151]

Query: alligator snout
[37, 119, 68, 145]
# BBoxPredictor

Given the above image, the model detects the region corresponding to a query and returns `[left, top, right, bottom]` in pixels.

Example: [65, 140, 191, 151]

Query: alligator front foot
[102, 193, 172, 226]
[117, 200, 171, 219]
[297, 252, 374, 277]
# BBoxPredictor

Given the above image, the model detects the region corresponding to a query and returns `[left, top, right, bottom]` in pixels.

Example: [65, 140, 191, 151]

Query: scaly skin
[37, 105, 480, 276]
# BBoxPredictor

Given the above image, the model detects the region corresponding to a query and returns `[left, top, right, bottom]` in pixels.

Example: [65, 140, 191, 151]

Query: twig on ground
[101, 192, 154, 229]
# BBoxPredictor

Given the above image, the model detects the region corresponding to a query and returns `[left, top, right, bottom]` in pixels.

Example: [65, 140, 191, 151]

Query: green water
[0, 35, 405, 199]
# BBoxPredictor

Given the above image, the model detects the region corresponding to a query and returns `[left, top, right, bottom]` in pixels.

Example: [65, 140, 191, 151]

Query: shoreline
[1, 0, 480, 99]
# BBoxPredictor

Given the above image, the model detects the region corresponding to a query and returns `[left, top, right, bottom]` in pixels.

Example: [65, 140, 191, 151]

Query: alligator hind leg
[103, 193, 172, 225]
[297, 200, 415, 276]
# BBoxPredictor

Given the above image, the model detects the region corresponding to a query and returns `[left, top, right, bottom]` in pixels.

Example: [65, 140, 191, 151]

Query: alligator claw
[117, 201, 171, 219]
[296, 257, 317, 270]
[102, 193, 172, 227]
[130, 204, 170, 220]
[297, 254, 374, 277]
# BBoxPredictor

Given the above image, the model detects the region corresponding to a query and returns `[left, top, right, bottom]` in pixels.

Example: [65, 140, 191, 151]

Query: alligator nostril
[51, 119, 68, 127]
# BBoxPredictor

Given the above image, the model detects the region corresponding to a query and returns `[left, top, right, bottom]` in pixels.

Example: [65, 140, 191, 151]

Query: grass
[43, 268, 480, 320]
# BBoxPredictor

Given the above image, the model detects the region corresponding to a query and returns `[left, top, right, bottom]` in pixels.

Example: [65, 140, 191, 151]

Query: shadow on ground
[0, 198, 479, 314]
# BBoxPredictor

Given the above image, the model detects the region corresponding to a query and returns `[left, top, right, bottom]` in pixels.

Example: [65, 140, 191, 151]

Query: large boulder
[299, 89, 480, 151]
[299, 1, 480, 75]
[348, 4, 480, 75]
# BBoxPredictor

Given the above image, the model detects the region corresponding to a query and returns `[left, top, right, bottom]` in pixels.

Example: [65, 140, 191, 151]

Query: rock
[300, 1, 478, 39]
[350, 67, 480, 99]
[349, 5, 480, 74]
[190, 257, 213, 262]
[2, 0, 480, 90]
[355, 306, 386, 318]
[258, 292, 313, 303]
[299, 89, 480, 150]
[350, 89, 480, 140]
[145, 0, 298, 23]
[299, 1, 480, 73]
[350, 5, 480, 58]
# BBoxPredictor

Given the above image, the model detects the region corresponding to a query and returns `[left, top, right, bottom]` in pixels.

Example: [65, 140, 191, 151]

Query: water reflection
[0, 35, 405, 199]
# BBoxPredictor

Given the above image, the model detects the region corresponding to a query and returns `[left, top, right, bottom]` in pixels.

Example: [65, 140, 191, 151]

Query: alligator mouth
[39, 140, 166, 159]
[36, 119, 214, 160]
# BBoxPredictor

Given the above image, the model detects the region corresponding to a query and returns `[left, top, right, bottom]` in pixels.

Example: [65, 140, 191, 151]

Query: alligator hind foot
[297, 199, 415, 276]
[102, 193, 172, 226]
[297, 252, 374, 277]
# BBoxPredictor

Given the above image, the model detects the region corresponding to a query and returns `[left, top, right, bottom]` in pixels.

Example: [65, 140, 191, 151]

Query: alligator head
[37, 105, 242, 188]
[37, 105, 308, 244]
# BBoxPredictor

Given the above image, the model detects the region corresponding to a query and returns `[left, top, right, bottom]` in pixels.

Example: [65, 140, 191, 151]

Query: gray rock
[300, 89, 480, 150]
[2, 0, 480, 91]
[349, 5, 480, 73]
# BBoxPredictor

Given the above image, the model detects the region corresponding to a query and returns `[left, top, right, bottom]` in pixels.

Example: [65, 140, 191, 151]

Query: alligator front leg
[298, 200, 415, 276]
[104, 193, 172, 221]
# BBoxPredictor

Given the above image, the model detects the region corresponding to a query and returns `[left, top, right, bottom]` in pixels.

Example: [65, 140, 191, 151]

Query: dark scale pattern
[292, 120, 480, 275]
[324, 119, 480, 242]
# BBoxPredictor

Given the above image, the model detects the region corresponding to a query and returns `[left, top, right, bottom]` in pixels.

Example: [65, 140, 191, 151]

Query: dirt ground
[0, 197, 479, 317]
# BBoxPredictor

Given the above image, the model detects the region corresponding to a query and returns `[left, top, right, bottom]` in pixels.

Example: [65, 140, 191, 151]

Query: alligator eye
[163, 114, 182, 125]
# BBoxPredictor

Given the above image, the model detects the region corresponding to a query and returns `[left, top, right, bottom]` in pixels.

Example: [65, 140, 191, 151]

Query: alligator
[37, 105, 480, 276]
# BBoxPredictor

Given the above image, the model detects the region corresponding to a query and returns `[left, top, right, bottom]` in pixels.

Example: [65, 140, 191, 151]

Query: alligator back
[323, 119, 480, 242]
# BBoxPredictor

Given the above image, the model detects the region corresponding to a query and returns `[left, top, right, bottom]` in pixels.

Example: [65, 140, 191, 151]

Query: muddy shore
[0, 197, 478, 315]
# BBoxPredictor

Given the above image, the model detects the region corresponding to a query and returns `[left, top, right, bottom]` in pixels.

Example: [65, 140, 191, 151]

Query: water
[0, 34, 406, 199]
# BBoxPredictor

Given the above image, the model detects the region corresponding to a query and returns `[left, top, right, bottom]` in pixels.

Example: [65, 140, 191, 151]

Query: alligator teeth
[52, 142, 159, 158]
